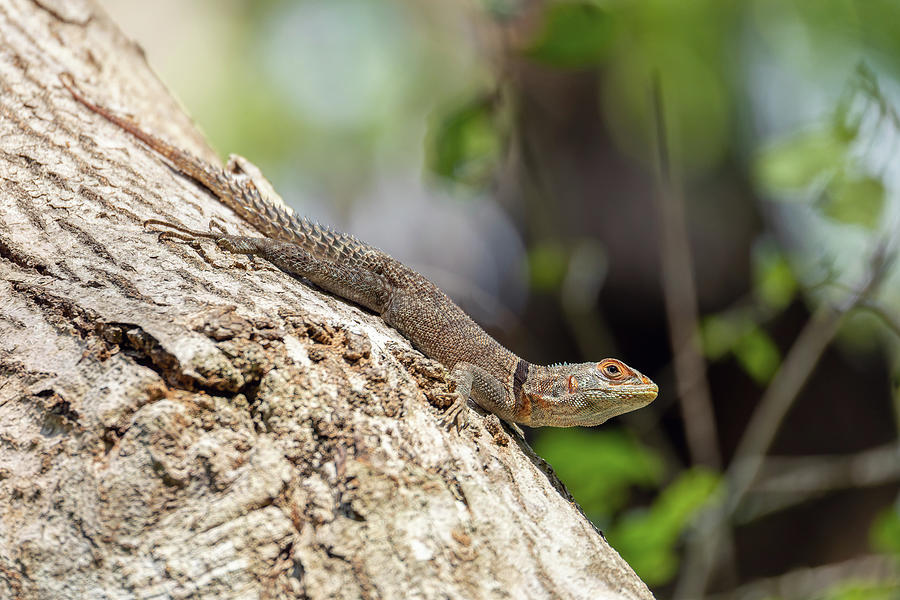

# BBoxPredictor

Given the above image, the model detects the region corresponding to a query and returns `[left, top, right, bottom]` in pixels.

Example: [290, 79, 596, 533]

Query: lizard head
[519, 358, 658, 427]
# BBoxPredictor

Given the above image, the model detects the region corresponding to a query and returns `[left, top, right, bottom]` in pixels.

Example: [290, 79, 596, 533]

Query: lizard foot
[145, 219, 254, 255]
[143, 219, 250, 268]
[436, 392, 469, 433]
[144, 219, 218, 243]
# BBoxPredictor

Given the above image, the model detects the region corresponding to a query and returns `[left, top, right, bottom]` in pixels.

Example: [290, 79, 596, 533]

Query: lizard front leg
[441, 362, 518, 431]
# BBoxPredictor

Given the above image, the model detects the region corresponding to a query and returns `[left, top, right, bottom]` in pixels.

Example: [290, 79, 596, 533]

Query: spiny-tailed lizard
[60, 73, 658, 430]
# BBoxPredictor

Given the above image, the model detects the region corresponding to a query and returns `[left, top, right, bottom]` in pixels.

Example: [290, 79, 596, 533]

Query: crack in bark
[0, 230, 50, 275]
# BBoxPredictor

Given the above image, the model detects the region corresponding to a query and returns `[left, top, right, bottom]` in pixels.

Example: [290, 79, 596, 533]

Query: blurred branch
[651, 75, 721, 470]
[705, 555, 899, 600]
[739, 442, 900, 523]
[727, 243, 892, 511]
[676, 242, 894, 599]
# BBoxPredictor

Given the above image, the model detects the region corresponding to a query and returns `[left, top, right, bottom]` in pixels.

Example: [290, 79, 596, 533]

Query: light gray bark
[0, 1, 654, 598]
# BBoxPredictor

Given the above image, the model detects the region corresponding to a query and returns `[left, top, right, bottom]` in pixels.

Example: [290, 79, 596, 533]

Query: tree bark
[0, 2, 654, 599]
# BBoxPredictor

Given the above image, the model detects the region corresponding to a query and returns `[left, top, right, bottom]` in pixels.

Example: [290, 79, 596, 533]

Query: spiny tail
[59, 73, 374, 266]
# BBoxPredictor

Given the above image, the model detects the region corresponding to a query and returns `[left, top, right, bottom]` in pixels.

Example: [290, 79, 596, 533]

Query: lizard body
[60, 73, 658, 428]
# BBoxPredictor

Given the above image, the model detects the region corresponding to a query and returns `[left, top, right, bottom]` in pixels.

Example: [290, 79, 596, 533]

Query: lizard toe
[438, 393, 469, 433]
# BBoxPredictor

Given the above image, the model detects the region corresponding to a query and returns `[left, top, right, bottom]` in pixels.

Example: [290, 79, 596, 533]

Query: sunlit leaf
[702, 309, 781, 384]
[534, 429, 664, 523]
[754, 129, 848, 192]
[823, 580, 900, 600]
[752, 241, 797, 311]
[526, 2, 615, 68]
[427, 95, 500, 187]
[870, 507, 900, 556]
[821, 175, 885, 229]
[700, 312, 751, 360]
[734, 328, 781, 385]
[607, 469, 720, 586]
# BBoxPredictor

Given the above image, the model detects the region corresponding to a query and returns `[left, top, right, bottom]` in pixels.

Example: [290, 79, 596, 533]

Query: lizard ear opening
[567, 375, 578, 394]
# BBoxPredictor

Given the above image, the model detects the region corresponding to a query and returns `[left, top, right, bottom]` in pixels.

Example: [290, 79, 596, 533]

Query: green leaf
[701, 312, 781, 384]
[427, 95, 500, 187]
[700, 313, 750, 361]
[754, 129, 848, 192]
[607, 469, 720, 586]
[821, 175, 885, 229]
[870, 506, 900, 556]
[526, 2, 615, 68]
[533, 429, 664, 522]
[752, 241, 797, 311]
[823, 580, 900, 600]
[733, 328, 781, 385]
[528, 243, 569, 292]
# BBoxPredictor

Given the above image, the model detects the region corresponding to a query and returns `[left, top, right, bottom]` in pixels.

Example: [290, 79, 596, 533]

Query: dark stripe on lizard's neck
[513, 359, 530, 400]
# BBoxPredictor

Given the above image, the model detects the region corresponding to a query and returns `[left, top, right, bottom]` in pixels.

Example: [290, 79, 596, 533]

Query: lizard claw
[144, 219, 214, 243]
[437, 392, 469, 433]
[144, 219, 236, 247]
[207, 218, 229, 236]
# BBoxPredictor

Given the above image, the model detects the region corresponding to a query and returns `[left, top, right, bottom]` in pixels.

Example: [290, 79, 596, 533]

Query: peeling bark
[0, 1, 654, 599]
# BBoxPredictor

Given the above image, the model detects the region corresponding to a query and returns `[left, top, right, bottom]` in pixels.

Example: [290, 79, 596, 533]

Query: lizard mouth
[586, 382, 659, 403]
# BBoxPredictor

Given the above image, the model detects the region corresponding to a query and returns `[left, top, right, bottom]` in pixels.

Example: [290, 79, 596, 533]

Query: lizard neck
[512, 358, 529, 404]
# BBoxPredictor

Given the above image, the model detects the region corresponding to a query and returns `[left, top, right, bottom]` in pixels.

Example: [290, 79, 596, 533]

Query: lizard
[59, 73, 658, 430]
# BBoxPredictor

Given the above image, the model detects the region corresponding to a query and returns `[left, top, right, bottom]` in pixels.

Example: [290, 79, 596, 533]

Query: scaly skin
[60, 73, 658, 429]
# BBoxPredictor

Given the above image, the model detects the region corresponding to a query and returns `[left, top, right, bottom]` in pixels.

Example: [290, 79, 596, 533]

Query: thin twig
[728, 243, 892, 512]
[675, 243, 893, 599]
[739, 442, 900, 522]
[704, 554, 899, 600]
[651, 74, 721, 470]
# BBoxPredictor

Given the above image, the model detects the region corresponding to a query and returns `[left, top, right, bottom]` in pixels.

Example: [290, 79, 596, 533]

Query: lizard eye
[599, 359, 626, 380]
[567, 375, 578, 393]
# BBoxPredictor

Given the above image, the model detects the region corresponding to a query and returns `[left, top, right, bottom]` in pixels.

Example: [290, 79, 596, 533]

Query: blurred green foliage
[432, 2, 899, 593]
[600, 0, 735, 170]
[534, 429, 663, 524]
[701, 310, 781, 385]
[829, 503, 900, 600]
[700, 240, 792, 383]
[754, 64, 894, 232]
[535, 430, 719, 586]
[822, 581, 900, 600]
[527, 242, 570, 293]
[754, 122, 885, 230]
[819, 504, 900, 599]
[752, 241, 799, 312]
[427, 1, 900, 595]
[821, 175, 885, 229]
[525, 2, 614, 68]
[607, 469, 720, 586]
[426, 95, 502, 188]
[754, 128, 851, 194]
[870, 506, 900, 557]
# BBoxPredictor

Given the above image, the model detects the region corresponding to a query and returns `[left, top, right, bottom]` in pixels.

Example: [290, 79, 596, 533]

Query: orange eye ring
[598, 359, 626, 380]
[567, 375, 578, 393]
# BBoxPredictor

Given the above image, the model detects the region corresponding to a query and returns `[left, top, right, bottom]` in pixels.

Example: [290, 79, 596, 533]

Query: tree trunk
[0, 2, 654, 598]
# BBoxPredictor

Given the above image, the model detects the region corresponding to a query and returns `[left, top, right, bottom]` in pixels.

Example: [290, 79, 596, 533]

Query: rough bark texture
[0, 2, 654, 599]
